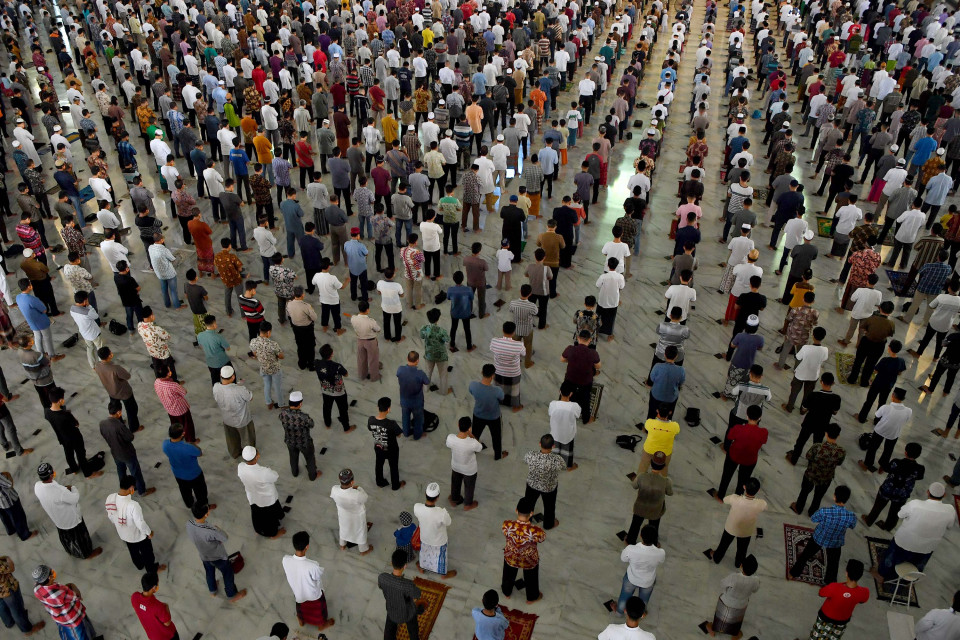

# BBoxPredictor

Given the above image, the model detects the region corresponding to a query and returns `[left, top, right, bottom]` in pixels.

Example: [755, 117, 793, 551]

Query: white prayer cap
[938, 147, 946, 155]
[22, 248, 33, 258]
[289, 391, 303, 403]
[803, 229, 815, 240]
[646, 128, 656, 135]
[438, 99, 445, 104]
[929, 482, 946, 498]
[428, 112, 435, 119]
[241, 446, 257, 461]
[497, 134, 504, 141]
[890, 144, 900, 152]
[53, 125, 61, 131]
[155, 130, 163, 137]
[741, 224, 752, 230]
[425, 482, 440, 498]
[11, 141, 19, 147]
[220, 365, 235, 378]
[746, 314, 759, 327]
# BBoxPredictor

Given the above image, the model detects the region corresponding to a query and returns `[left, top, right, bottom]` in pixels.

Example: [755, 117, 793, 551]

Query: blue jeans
[401, 405, 424, 439]
[395, 219, 413, 246]
[203, 558, 238, 596]
[229, 217, 248, 250]
[125, 303, 144, 331]
[359, 214, 373, 239]
[160, 276, 181, 308]
[262, 371, 283, 405]
[879, 538, 933, 579]
[87, 290, 99, 313]
[114, 456, 147, 495]
[261, 256, 271, 281]
[286, 231, 301, 257]
[616, 572, 655, 614]
[0, 588, 32, 632]
[68, 195, 85, 227]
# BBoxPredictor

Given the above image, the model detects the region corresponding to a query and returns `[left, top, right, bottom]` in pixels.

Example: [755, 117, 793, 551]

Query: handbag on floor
[229, 551, 244, 573]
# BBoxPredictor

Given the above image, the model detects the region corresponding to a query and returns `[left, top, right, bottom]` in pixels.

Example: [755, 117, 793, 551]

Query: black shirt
[553, 206, 577, 243]
[368, 416, 402, 450]
[114, 272, 142, 307]
[500, 205, 525, 234]
[830, 164, 856, 189]
[801, 390, 842, 428]
[735, 291, 767, 323]
[220, 192, 244, 221]
[44, 407, 81, 444]
[873, 356, 906, 387]
[299, 234, 325, 270]
[185, 282, 208, 315]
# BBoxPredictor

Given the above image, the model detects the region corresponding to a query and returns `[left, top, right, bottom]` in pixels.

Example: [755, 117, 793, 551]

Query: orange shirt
[253, 135, 274, 164]
[466, 104, 484, 133]
[530, 88, 546, 114]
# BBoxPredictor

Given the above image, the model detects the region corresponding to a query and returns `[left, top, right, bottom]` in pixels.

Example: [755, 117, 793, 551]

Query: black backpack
[109, 319, 128, 336]
[615, 435, 643, 451]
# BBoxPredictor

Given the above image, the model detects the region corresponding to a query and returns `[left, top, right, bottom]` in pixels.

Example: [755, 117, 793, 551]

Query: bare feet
[87, 471, 104, 479]
[86, 547, 103, 559]
[440, 569, 458, 579]
[141, 487, 157, 497]
[526, 592, 543, 604]
[157, 564, 168, 572]
[500, 451, 510, 459]
[344, 425, 357, 433]
[270, 528, 287, 539]
[566, 463, 579, 471]
[512, 405, 524, 412]
[26, 621, 45, 636]
[229, 589, 248, 602]
[20, 447, 33, 455]
[360, 545, 375, 555]
[318, 619, 336, 631]
[464, 501, 479, 511]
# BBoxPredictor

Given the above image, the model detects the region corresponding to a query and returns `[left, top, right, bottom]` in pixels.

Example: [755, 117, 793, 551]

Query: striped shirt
[154, 378, 190, 417]
[509, 299, 539, 337]
[34, 583, 86, 628]
[489, 337, 526, 377]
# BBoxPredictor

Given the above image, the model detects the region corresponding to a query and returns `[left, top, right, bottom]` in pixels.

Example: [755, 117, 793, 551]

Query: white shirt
[377, 280, 404, 314]
[794, 344, 829, 381]
[894, 498, 956, 553]
[915, 607, 960, 640]
[446, 433, 483, 475]
[874, 402, 913, 439]
[596, 270, 625, 308]
[89, 177, 113, 202]
[420, 221, 442, 252]
[549, 399, 581, 444]
[621, 542, 665, 588]
[727, 237, 755, 266]
[731, 263, 763, 297]
[282, 554, 325, 603]
[105, 492, 151, 543]
[833, 205, 863, 235]
[882, 167, 909, 194]
[598, 623, 657, 640]
[34, 481, 82, 529]
[783, 218, 809, 249]
[100, 240, 129, 271]
[489, 144, 510, 170]
[237, 461, 280, 507]
[312, 272, 342, 305]
[579, 78, 596, 96]
[217, 128, 237, 154]
[261, 105, 279, 129]
[602, 241, 632, 274]
[254, 227, 279, 258]
[850, 287, 882, 320]
[927, 293, 960, 332]
[70, 305, 101, 340]
[203, 167, 225, 197]
[413, 502, 452, 546]
[895, 209, 926, 243]
[329, 485, 368, 544]
[182, 85, 201, 109]
[474, 157, 495, 193]
[664, 285, 697, 321]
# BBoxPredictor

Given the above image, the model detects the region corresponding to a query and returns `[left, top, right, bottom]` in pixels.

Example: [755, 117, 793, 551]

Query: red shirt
[727, 423, 769, 465]
[131, 592, 177, 640]
[331, 83, 347, 107]
[370, 85, 386, 111]
[818, 583, 869, 622]
[252, 67, 267, 94]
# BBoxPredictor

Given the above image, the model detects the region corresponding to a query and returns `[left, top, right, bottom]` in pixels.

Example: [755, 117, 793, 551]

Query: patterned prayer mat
[473, 607, 538, 640]
[84, 232, 105, 248]
[783, 523, 826, 586]
[886, 270, 917, 298]
[397, 577, 451, 640]
[835, 352, 875, 386]
[866, 537, 920, 607]
[816, 216, 833, 238]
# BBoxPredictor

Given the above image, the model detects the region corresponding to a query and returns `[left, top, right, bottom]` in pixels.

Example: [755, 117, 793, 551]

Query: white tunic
[330, 485, 368, 544]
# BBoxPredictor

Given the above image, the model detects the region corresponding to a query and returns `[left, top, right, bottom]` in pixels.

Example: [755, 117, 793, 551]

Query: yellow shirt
[422, 28, 434, 47]
[789, 281, 814, 308]
[253, 135, 274, 164]
[516, 195, 531, 217]
[642, 418, 680, 455]
[382, 115, 399, 145]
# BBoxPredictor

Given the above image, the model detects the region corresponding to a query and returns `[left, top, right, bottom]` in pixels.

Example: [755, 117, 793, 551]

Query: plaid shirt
[154, 377, 189, 416]
[34, 582, 86, 628]
[916, 261, 952, 294]
[524, 165, 544, 194]
[811, 505, 856, 548]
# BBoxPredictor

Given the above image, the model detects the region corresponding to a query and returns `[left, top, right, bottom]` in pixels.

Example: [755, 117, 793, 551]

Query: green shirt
[197, 329, 231, 368]
[419, 323, 449, 362]
[438, 196, 462, 224]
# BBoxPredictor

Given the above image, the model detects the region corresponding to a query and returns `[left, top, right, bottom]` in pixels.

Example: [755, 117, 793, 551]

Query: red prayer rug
[397, 577, 450, 640]
[783, 523, 826, 586]
[473, 606, 539, 640]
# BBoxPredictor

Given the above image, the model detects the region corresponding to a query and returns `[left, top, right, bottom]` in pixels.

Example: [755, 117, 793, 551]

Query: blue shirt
[162, 439, 203, 480]
[472, 607, 510, 640]
[197, 329, 231, 367]
[469, 380, 504, 420]
[447, 285, 474, 319]
[343, 239, 368, 275]
[54, 170, 79, 196]
[649, 362, 685, 403]
[472, 72, 487, 94]
[916, 261, 952, 294]
[912, 136, 938, 166]
[396, 365, 430, 407]
[811, 505, 856, 548]
[229, 148, 250, 176]
[539, 147, 559, 174]
[16, 293, 50, 330]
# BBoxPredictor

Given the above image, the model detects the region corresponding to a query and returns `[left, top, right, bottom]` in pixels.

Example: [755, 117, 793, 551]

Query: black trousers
[62, 438, 96, 477]
[375, 243, 395, 272]
[126, 537, 159, 572]
[450, 317, 472, 349]
[384, 615, 420, 640]
[322, 393, 350, 430]
[383, 312, 403, 342]
[713, 530, 751, 567]
[523, 484, 557, 529]
[791, 539, 842, 585]
[374, 445, 401, 489]
[795, 476, 830, 516]
[472, 415, 503, 458]
[118, 395, 140, 430]
[292, 323, 316, 369]
[349, 270, 369, 301]
[863, 491, 904, 531]
[789, 423, 824, 463]
[863, 432, 897, 471]
[567, 380, 592, 421]
[626, 514, 661, 545]
[858, 381, 893, 422]
[174, 472, 209, 508]
[424, 250, 440, 278]
[917, 324, 947, 359]
[532, 293, 549, 329]
[320, 303, 342, 329]
[501, 561, 539, 601]
[849, 339, 885, 386]
[717, 454, 755, 498]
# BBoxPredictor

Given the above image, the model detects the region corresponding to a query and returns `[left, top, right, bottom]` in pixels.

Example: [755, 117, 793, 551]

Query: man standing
[801, 560, 870, 640]
[396, 351, 431, 439]
[94, 347, 142, 433]
[330, 469, 373, 554]
[237, 446, 285, 539]
[523, 434, 566, 530]
[287, 287, 318, 369]
[105, 476, 163, 573]
[31, 565, 97, 640]
[501, 497, 546, 604]
[161, 424, 210, 509]
[490, 322, 528, 412]
[469, 364, 507, 460]
[914, 591, 960, 639]
[789, 486, 856, 585]
[706, 478, 767, 568]
[414, 482, 457, 579]
[378, 549, 424, 640]
[99, 400, 153, 496]
[859, 387, 912, 473]
[791, 423, 846, 517]
[848, 301, 896, 387]
[131, 573, 176, 640]
[279, 392, 319, 481]
[282, 531, 335, 631]
[33, 463, 102, 560]
[877, 482, 956, 579]
[185, 503, 247, 602]
[447, 418, 483, 510]
[212, 366, 257, 459]
[368, 397, 405, 491]
[351, 301, 382, 382]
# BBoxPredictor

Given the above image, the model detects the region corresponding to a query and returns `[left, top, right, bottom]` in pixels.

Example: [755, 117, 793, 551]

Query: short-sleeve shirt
[161, 439, 203, 480]
[730, 332, 764, 369]
[642, 418, 681, 455]
[561, 344, 600, 386]
[469, 381, 504, 420]
[727, 423, 769, 465]
[314, 360, 347, 395]
[197, 330, 231, 368]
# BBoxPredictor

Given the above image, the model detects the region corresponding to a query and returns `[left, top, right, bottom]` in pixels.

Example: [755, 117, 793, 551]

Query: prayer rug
[866, 537, 920, 607]
[84, 232, 105, 248]
[783, 523, 825, 586]
[473, 607, 538, 640]
[835, 352, 876, 386]
[886, 270, 917, 298]
[816, 216, 833, 238]
[79, 186, 96, 203]
[397, 577, 450, 640]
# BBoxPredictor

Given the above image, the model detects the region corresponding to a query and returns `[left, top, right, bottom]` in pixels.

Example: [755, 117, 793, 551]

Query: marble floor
[0, 4, 958, 640]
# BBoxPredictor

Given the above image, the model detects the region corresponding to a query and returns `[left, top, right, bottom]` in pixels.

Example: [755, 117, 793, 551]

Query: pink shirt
[676, 203, 703, 228]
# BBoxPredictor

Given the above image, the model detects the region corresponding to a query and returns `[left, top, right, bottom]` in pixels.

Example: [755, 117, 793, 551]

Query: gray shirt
[220, 192, 243, 221]
[408, 173, 430, 203]
[324, 205, 349, 227]
[788, 243, 819, 277]
[328, 157, 351, 189]
[185, 519, 229, 561]
[888, 187, 918, 222]
[392, 194, 413, 221]
[99, 416, 137, 462]
[655, 321, 691, 361]
[719, 571, 760, 609]
[212, 382, 253, 427]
